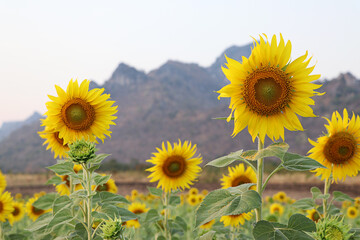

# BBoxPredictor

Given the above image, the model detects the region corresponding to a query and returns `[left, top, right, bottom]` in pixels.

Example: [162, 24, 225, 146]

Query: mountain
[0, 112, 42, 142]
[0, 44, 359, 173]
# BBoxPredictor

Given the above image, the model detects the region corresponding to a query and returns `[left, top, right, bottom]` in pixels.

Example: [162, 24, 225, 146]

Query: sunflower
[355, 197, 360, 207]
[217, 34, 322, 143]
[347, 206, 358, 219]
[200, 219, 216, 229]
[125, 202, 149, 228]
[273, 191, 287, 203]
[92, 175, 118, 194]
[201, 189, 208, 196]
[221, 163, 257, 190]
[131, 189, 138, 199]
[0, 170, 6, 193]
[187, 195, 199, 206]
[306, 209, 322, 222]
[270, 203, 284, 216]
[38, 124, 69, 159]
[26, 196, 51, 221]
[189, 187, 199, 195]
[146, 140, 202, 193]
[308, 109, 360, 182]
[8, 201, 25, 225]
[0, 191, 13, 222]
[43, 79, 118, 144]
[220, 211, 253, 227]
[56, 164, 83, 195]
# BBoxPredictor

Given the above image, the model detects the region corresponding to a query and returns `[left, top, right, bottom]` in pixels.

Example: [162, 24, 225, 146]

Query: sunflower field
[1, 33, 360, 240]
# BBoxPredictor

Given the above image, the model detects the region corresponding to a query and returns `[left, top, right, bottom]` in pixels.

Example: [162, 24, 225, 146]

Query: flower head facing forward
[217, 34, 322, 142]
[43, 79, 117, 144]
[221, 163, 257, 190]
[308, 109, 360, 182]
[146, 140, 202, 193]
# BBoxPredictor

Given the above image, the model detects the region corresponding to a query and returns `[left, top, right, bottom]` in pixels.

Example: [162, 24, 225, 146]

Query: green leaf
[92, 191, 129, 205]
[46, 175, 63, 185]
[256, 142, 289, 160]
[75, 223, 87, 239]
[69, 189, 87, 199]
[311, 187, 322, 200]
[287, 214, 316, 232]
[157, 236, 166, 240]
[33, 193, 57, 210]
[144, 209, 161, 223]
[93, 174, 111, 186]
[195, 188, 261, 228]
[53, 195, 72, 214]
[333, 191, 354, 202]
[253, 221, 279, 240]
[47, 161, 74, 175]
[6, 234, 28, 240]
[292, 198, 315, 210]
[25, 212, 53, 232]
[281, 153, 325, 171]
[240, 150, 258, 161]
[169, 195, 180, 206]
[199, 231, 216, 240]
[88, 153, 110, 165]
[206, 150, 243, 167]
[118, 207, 138, 222]
[47, 208, 74, 230]
[147, 187, 162, 197]
[175, 216, 187, 232]
[350, 228, 360, 240]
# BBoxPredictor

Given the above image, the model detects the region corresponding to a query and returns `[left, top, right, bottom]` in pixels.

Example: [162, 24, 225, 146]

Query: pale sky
[0, 0, 359, 126]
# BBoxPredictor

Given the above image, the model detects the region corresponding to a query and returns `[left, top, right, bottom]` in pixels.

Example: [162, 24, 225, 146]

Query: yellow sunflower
[39, 124, 69, 159]
[56, 164, 83, 195]
[306, 209, 322, 222]
[218, 33, 322, 143]
[308, 109, 360, 182]
[26, 196, 51, 221]
[355, 197, 360, 207]
[92, 175, 118, 194]
[0, 170, 6, 193]
[220, 211, 253, 227]
[146, 140, 202, 193]
[273, 191, 287, 203]
[270, 203, 284, 216]
[131, 189, 138, 199]
[200, 219, 216, 229]
[347, 206, 358, 219]
[125, 202, 149, 228]
[189, 187, 199, 195]
[8, 201, 25, 225]
[187, 195, 199, 206]
[43, 79, 118, 144]
[221, 163, 257, 190]
[0, 191, 14, 222]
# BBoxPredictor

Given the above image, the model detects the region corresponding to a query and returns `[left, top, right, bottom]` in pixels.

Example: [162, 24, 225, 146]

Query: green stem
[69, 175, 74, 194]
[0, 222, 3, 240]
[255, 136, 264, 222]
[240, 158, 257, 173]
[163, 191, 171, 240]
[261, 165, 284, 194]
[230, 226, 236, 240]
[82, 163, 93, 240]
[322, 173, 332, 218]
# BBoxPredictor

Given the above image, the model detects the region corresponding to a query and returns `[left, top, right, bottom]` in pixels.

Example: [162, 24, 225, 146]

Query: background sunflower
[221, 163, 256, 190]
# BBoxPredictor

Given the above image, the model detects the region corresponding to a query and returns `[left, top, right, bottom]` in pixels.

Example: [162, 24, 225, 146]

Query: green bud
[314, 216, 353, 240]
[68, 139, 96, 164]
[100, 217, 125, 240]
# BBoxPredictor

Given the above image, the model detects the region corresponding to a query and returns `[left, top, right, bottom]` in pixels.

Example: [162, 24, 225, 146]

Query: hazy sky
[0, 0, 359, 126]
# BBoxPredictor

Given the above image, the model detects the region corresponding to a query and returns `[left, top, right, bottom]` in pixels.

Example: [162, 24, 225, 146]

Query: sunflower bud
[100, 217, 125, 240]
[314, 216, 353, 240]
[68, 139, 96, 164]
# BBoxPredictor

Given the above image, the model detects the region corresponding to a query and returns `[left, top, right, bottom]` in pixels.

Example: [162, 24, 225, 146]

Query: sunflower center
[64, 175, 70, 187]
[61, 98, 95, 131]
[312, 212, 320, 222]
[243, 66, 291, 116]
[323, 132, 357, 165]
[133, 209, 144, 214]
[350, 210, 356, 215]
[162, 155, 186, 178]
[0, 202, 3, 213]
[96, 183, 109, 192]
[32, 206, 45, 215]
[231, 176, 251, 187]
[12, 206, 20, 216]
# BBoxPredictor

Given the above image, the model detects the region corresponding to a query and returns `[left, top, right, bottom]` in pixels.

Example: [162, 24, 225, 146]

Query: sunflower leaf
[240, 150, 258, 161]
[292, 198, 315, 210]
[148, 187, 163, 197]
[33, 193, 58, 210]
[144, 209, 161, 223]
[47, 161, 74, 175]
[92, 191, 129, 206]
[333, 191, 354, 202]
[281, 153, 325, 171]
[199, 231, 216, 240]
[93, 174, 111, 186]
[46, 175, 63, 185]
[206, 150, 243, 167]
[88, 153, 111, 165]
[195, 188, 261, 228]
[256, 142, 289, 160]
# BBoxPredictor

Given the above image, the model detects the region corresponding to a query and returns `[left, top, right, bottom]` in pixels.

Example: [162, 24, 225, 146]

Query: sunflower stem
[82, 163, 93, 240]
[262, 165, 284, 194]
[323, 173, 332, 219]
[255, 136, 264, 222]
[163, 191, 171, 240]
